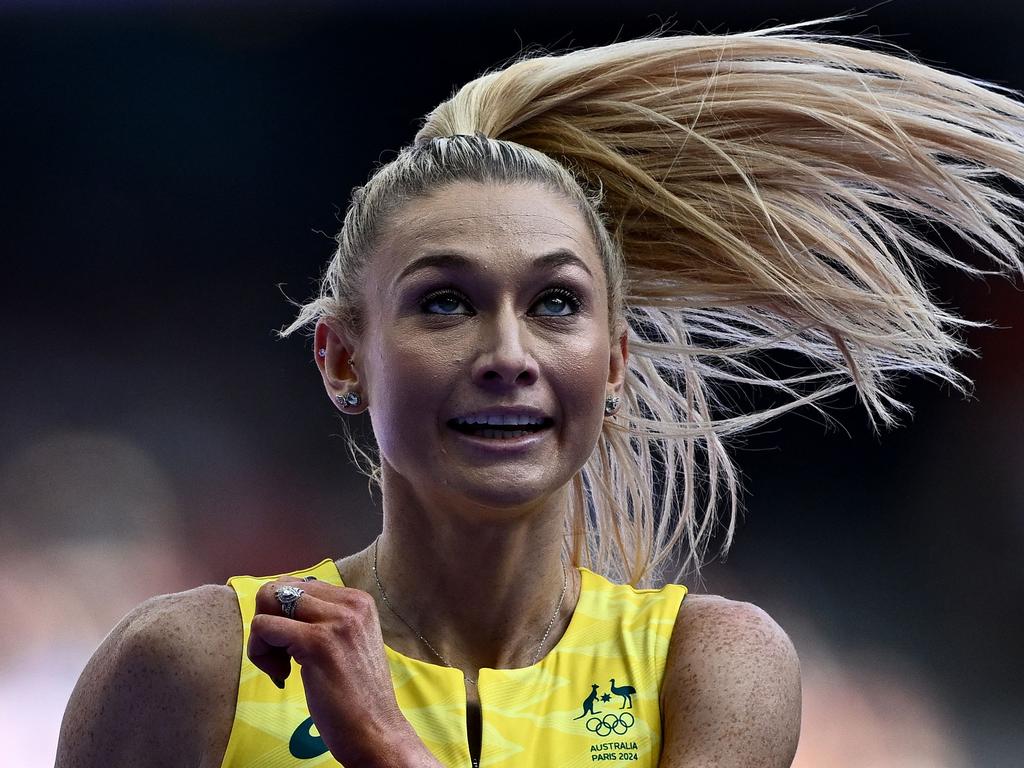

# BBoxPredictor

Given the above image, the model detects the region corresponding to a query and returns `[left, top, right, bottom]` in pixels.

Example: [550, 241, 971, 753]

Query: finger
[255, 583, 335, 624]
[249, 590, 339, 681]
[253, 578, 320, 612]
[253, 580, 311, 622]
[254, 578, 364, 620]
[248, 613, 313, 685]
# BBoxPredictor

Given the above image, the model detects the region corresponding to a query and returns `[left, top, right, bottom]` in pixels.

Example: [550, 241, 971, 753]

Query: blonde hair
[281, 22, 1024, 588]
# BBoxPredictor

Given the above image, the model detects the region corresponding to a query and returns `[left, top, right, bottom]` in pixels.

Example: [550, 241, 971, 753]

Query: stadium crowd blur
[2, 2, 1021, 766]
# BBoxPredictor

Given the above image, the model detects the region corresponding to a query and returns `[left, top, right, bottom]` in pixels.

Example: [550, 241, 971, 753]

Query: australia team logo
[572, 678, 637, 716]
[571, 678, 638, 735]
[571, 678, 641, 761]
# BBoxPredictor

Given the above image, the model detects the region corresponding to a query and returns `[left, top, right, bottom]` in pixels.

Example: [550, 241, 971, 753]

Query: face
[319, 181, 627, 517]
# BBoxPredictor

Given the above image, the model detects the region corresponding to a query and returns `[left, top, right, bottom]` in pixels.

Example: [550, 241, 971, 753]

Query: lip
[447, 422, 553, 452]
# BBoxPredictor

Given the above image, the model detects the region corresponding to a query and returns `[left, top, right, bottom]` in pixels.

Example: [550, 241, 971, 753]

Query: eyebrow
[395, 248, 594, 285]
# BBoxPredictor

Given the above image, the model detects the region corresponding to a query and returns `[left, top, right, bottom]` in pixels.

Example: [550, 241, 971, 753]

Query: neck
[342, 465, 580, 674]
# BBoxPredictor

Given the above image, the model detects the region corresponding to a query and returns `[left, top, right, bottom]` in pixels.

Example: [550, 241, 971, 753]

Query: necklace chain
[372, 536, 568, 686]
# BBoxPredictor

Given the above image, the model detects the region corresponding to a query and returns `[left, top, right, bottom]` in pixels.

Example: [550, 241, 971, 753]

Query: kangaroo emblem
[610, 678, 636, 709]
[572, 684, 603, 719]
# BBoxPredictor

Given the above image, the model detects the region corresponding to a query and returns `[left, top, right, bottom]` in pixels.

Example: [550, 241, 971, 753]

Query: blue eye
[532, 288, 582, 317]
[419, 287, 583, 317]
[420, 289, 470, 315]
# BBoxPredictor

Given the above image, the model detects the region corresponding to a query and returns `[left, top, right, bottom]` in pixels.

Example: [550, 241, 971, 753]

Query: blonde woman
[57, 23, 1024, 768]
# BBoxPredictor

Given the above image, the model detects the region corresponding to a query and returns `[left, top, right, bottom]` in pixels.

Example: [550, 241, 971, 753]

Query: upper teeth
[456, 414, 546, 426]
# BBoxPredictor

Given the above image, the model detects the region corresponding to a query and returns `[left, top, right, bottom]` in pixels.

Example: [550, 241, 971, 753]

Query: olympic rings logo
[586, 712, 635, 737]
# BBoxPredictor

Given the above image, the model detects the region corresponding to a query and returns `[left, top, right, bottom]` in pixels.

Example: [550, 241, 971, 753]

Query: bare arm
[659, 595, 802, 767]
[55, 584, 241, 768]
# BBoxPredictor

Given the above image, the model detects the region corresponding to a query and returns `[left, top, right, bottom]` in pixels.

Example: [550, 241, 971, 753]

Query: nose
[471, 305, 540, 388]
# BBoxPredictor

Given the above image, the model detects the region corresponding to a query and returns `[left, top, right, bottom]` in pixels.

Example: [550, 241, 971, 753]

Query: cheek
[365, 334, 457, 454]
[552, 334, 610, 396]
[373, 326, 452, 387]
[546, 335, 612, 446]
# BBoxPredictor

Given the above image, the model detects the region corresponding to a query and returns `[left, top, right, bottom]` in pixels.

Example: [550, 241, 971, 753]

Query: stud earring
[604, 395, 620, 416]
[319, 348, 355, 368]
[337, 392, 362, 408]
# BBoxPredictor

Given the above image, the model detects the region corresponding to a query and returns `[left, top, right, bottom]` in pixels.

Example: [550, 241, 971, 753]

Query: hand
[248, 576, 428, 767]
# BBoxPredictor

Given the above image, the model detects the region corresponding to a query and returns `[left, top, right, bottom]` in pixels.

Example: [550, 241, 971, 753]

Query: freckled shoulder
[56, 583, 241, 768]
[658, 594, 801, 767]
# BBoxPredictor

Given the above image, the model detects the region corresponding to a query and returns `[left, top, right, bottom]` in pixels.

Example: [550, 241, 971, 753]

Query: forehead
[371, 182, 601, 284]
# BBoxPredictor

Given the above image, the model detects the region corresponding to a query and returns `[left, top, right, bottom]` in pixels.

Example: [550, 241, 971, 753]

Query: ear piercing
[319, 348, 361, 408]
[318, 348, 355, 367]
[337, 392, 362, 407]
[604, 395, 620, 416]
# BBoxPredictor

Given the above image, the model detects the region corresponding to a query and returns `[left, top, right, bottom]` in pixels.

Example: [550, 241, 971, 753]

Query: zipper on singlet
[467, 677, 483, 768]
[467, 699, 482, 767]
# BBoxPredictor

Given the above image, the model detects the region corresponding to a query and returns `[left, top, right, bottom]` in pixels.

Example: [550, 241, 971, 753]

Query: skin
[315, 180, 625, 676]
[55, 181, 801, 768]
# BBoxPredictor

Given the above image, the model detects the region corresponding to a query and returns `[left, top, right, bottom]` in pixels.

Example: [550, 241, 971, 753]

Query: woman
[57, 23, 1024, 768]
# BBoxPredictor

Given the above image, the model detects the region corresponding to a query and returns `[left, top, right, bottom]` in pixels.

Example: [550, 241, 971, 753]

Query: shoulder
[659, 594, 801, 767]
[56, 584, 241, 768]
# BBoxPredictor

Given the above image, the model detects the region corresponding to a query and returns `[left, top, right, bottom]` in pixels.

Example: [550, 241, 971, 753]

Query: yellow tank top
[219, 558, 687, 768]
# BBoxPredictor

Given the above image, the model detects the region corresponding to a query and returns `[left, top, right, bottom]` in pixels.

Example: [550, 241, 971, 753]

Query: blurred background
[2, 1, 1021, 766]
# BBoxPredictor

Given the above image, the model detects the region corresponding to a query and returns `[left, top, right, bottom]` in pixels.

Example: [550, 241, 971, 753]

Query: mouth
[447, 417, 555, 441]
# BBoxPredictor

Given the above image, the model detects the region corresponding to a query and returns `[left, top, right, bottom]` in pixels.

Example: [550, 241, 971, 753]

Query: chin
[443, 471, 570, 516]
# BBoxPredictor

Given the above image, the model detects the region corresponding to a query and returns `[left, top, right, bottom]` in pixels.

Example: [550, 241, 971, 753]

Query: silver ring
[274, 585, 305, 619]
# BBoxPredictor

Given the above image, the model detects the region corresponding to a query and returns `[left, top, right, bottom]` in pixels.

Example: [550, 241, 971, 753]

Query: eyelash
[419, 286, 583, 317]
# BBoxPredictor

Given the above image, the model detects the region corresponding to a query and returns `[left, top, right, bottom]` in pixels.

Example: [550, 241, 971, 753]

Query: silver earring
[337, 392, 362, 408]
[317, 349, 353, 364]
[604, 395, 620, 416]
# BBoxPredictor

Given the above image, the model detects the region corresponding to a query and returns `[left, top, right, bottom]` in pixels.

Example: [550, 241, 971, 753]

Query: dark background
[2, 2, 1021, 765]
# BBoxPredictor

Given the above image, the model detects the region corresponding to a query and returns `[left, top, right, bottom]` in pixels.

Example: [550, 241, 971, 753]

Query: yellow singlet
[219, 559, 687, 768]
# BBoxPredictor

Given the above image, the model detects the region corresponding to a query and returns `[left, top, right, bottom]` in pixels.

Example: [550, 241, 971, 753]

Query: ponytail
[288, 22, 1024, 586]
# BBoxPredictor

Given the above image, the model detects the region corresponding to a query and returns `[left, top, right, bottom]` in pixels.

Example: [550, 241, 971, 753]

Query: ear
[608, 323, 629, 393]
[314, 319, 365, 412]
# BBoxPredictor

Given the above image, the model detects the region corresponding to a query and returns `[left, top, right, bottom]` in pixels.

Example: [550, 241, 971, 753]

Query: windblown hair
[281, 21, 1024, 588]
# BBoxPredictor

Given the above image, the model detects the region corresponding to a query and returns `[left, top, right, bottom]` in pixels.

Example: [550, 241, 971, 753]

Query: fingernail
[273, 677, 286, 689]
